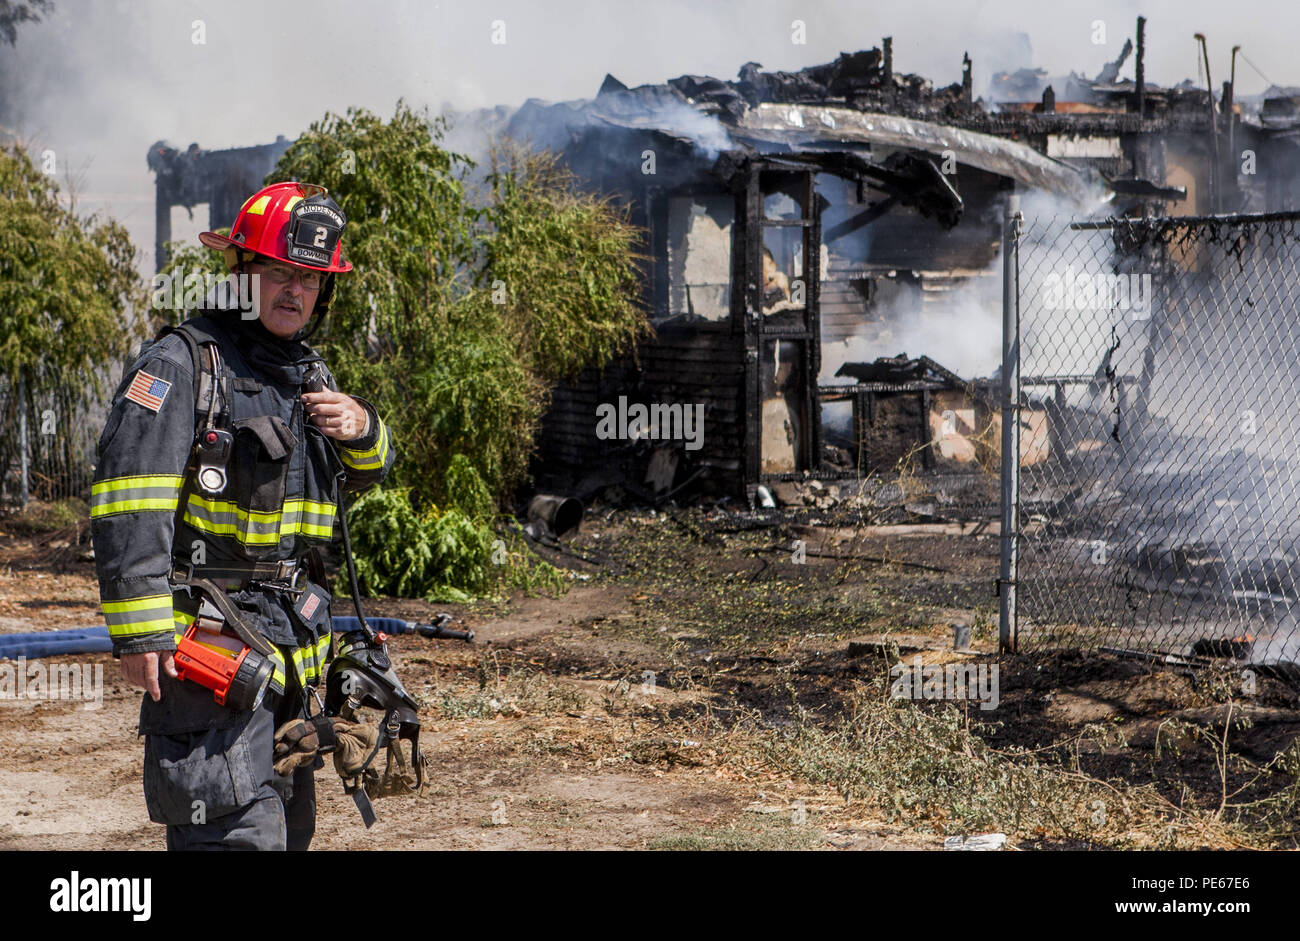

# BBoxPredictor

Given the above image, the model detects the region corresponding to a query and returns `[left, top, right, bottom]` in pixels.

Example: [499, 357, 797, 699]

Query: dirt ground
[2, 508, 1298, 850]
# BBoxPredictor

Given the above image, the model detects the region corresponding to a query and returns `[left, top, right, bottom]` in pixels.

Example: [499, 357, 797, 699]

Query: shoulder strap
[157, 321, 233, 562]
[156, 319, 233, 426]
[154, 323, 205, 405]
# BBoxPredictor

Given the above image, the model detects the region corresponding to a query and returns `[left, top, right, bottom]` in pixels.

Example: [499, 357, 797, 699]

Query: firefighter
[91, 181, 394, 850]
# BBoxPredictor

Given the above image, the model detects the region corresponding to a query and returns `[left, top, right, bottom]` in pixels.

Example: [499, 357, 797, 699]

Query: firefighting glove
[331, 719, 423, 799]
[272, 715, 340, 777]
[332, 718, 381, 781]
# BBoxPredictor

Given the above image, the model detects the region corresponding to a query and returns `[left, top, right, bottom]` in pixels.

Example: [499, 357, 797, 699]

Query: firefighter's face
[249, 259, 321, 338]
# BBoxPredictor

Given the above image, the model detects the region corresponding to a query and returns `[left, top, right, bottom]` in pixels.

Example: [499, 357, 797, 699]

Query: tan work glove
[332, 718, 424, 799]
[273, 716, 329, 777]
[331, 718, 380, 780]
[273, 714, 368, 777]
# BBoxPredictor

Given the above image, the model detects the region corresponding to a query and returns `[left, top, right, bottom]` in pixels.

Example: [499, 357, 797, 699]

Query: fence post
[999, 195, 1021, 654]
[18, 373, 29, 509]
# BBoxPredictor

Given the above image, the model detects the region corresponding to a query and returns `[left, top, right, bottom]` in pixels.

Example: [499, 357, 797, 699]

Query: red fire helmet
[199, 181, 352, 273]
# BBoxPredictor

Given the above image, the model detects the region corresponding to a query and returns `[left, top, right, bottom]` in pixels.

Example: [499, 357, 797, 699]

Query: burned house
[148, 136, 291, 271]
[504, 19, 1300, 507]
[505, 51, 1085, 504]
[509, 63, 1059, 506]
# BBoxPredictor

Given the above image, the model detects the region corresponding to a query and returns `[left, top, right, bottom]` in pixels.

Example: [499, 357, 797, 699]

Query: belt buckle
[171, 561, 196, 595]
[275, 560, 305, 593]
[248, 560, 303, 595]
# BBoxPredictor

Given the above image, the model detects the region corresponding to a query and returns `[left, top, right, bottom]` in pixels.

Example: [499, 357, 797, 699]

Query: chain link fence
[0, 378, 107, 518]
[1009, 208, 1300, 670]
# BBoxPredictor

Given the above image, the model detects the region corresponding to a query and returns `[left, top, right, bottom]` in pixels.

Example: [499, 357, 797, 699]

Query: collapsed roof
[503, 50, 1107, 208]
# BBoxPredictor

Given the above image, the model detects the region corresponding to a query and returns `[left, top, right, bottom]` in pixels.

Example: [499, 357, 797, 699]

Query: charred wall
[532, 326, 747, 499]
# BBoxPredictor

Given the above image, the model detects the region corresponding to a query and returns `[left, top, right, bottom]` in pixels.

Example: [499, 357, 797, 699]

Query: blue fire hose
[0, 615, 471, 660]
[0, 627, 113, 659]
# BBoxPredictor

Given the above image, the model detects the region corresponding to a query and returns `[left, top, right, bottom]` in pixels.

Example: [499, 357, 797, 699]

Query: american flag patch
[124, 370, 171, 412]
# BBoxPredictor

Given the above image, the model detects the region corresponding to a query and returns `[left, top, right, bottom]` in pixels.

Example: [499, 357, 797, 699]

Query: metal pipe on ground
[525, 494, 584, 540]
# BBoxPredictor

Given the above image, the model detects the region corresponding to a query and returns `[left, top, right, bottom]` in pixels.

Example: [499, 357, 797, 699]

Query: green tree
[272, 102, 648, 514]
[0, 142, 141, 432]
[479, 144, 650, 386]
[264, 103, 646, 598]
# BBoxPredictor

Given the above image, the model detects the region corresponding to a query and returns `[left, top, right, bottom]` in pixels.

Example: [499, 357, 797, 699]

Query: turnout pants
[140, 642, 319, 852]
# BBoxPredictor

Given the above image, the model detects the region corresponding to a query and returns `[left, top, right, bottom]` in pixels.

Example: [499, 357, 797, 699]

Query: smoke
[4, 0, 1295, 282]
[632, 98, 733, 160]
[818, 267, 1003, 383]
[488, 91, 734, 168]
[2, 0, 1296, 286]
[1017, 187, 1131, 387]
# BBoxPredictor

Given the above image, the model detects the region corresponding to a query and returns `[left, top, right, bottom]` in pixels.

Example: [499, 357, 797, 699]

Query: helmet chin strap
[294, 308, 327, 343]
[293, 273, 333, 343]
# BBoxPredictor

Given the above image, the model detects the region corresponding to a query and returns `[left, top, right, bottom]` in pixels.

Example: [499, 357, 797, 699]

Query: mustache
[272, 296, 303, 313]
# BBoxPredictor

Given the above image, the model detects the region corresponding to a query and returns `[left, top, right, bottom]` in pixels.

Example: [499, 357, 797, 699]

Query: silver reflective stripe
[340, 422, 389, 471]
[184, 499, 280, 536]
[103, 594, 174, 637]
[90, 475, 183, 518]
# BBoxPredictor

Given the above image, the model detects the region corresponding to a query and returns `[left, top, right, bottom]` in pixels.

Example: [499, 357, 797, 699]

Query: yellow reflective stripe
[94, 474, 185, 493]
[246, 194, 271, 215]
[91, 475, 183, 518]
[295, 499, 336, 515]
[291, 644, 315, 684]
[288, 632, 332, 685]
[340, 421, 389, 471]
[105, 620, 173, 638]
[184, 495, 337, 547]
[289, 648, 307, 686]
[186, 493, 282, 526]
[103, 594, 174, 637]
[312, 633, 331, 681]
[183, 513, 281, 546]
[184, 494, 280, 546]
[280, 500, 337, 538]
[94, 498, 178, 515]
[268, 649, 286, 693]
[186, 495, 337, 522]
[103, 595, 170, 614]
